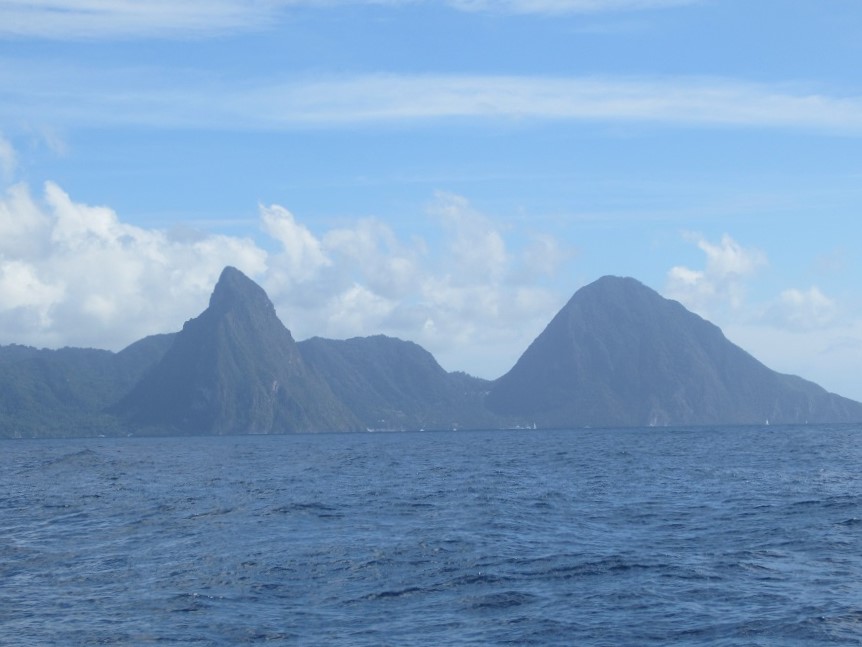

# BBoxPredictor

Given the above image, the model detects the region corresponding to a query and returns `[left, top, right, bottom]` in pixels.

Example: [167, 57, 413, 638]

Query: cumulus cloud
[0, 181, 570, 378]
[663, 232, 862, 399]
[260, 203, 331, 287]
[266, 191, 566, 376]
[0, 259, 62, 325]
[258, 210, 421, 340]
[665, 232, 767, 315]
[0, 183, 49, 257]
[403, 193, 567, 373]
[761, 286, 839, 332]
[0, 182, 266, 349]
[323, 218, 422, 299]
[696, 233, 767, 280]
[429, 192, 509, 284]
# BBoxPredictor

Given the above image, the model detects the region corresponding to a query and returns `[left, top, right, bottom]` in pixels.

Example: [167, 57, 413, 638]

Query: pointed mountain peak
[208, 266, 274, 316]
[115, 265, 359, 434]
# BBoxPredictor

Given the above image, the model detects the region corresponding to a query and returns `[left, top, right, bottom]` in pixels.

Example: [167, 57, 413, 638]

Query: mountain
[2, 270, 860, 438]
[486, 276, 862, 427]
[298, 335, 497, 430]
[112, 267, 360, 434]
[0, 334, 174, 438]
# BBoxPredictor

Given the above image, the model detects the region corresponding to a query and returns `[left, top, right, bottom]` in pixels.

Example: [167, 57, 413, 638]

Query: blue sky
[2, 0, 862, 400]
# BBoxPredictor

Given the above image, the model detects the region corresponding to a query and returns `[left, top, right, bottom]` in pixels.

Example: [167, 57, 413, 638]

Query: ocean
[3, 425, 861, 646]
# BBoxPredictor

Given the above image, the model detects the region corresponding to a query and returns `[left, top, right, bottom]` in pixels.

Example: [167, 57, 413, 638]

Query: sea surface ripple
[2, 425, 862, 645]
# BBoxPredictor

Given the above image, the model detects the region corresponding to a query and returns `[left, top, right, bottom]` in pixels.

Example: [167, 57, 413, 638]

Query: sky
[1, 0, 862, 401]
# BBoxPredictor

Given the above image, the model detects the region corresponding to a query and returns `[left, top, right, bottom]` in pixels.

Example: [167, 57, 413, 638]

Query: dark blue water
[3, 426, 862, 646]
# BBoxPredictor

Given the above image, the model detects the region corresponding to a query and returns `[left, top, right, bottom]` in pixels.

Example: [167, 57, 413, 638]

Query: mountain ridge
[1, 268, 860, 437]
[298, 334, 499, 431]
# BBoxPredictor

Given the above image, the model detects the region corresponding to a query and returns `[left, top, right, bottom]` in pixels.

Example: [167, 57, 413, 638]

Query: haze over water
[4, 425, 862, 646]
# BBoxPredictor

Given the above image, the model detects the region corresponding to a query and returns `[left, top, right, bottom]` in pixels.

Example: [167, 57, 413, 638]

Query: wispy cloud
[0, 0, 280, 40]
[0, 0, 698, 40]
[447, 0, 698, 15]
[5, 65, 862, 135]
[253, 75, 862, 133]
[0, 132, 16, 181]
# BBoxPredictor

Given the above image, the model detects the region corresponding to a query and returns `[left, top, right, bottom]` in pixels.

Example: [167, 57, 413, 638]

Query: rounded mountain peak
[572, 275, 650, 300]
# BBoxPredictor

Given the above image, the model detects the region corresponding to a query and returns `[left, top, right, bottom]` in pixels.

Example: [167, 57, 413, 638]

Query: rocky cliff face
[486, 276, 862, 427]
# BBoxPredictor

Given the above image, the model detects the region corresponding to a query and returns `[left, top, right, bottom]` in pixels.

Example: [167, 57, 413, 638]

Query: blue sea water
[2, 425, 862, 646]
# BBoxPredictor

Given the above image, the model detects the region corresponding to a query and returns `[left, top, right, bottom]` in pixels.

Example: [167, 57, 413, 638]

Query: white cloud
[762, 286, 839, 332]
[666, 233, 767, 314]
[0, 181, 570, 379]
[35, 127, 69, 157]
[0, 132, 16, 181]
[0, 182, 50, 257]
[6, 180, 855, 392]
[404, 193, 566, 374]
[519, 233, 574, 281]
[320, 283, 397, 337]
[0, 259, 62, 321]
[262, 192, 563, 377]
[695, 232, 768, 281]
[6, 66, 862, 135]
[173, 76, 862, 133]
[446, 0, 698, 14]
[429, 191, 509, 284]
[323, 218, 422, 299]
[664, 233, 862, 400]
[0, 0, 699, 40]
[260, 203, 331, 288]
[0, 182, 266, 348]
[0, 0, 281, 40]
